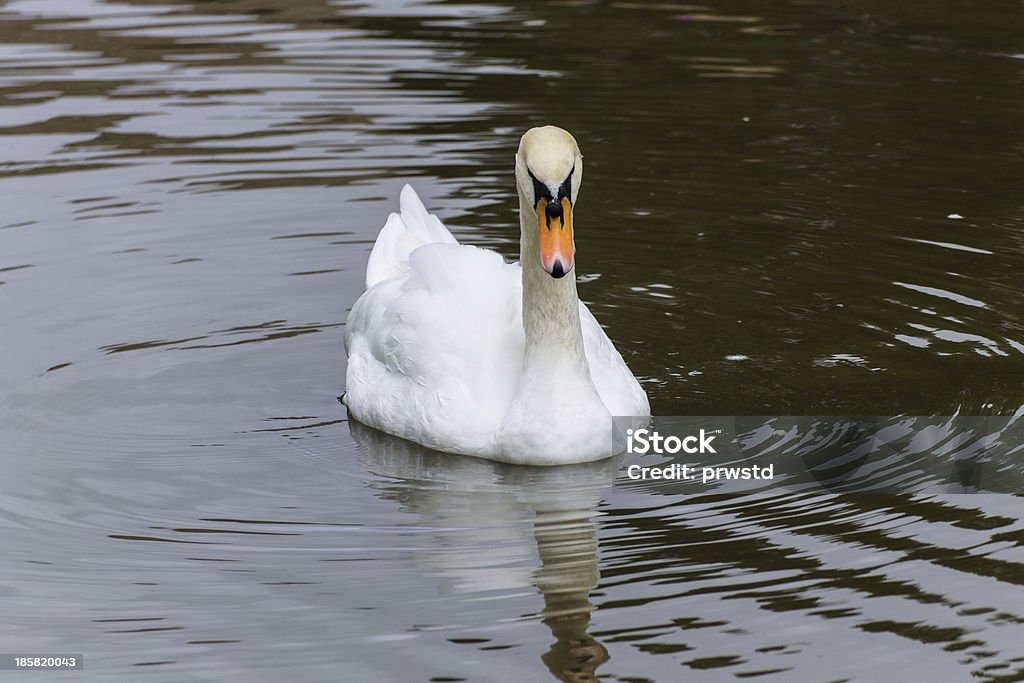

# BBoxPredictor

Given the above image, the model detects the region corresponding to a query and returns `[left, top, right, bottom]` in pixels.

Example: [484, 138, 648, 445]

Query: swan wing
[346, 242, 525, 454]
[580, 302, 651, 417]
[365, 184, 458, 288]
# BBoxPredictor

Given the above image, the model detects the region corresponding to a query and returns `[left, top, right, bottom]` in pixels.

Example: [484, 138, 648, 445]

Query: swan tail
[365, 184, 459, 288]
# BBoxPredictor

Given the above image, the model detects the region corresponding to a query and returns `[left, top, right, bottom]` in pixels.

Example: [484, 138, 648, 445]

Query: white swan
[343, 126, 650, 465]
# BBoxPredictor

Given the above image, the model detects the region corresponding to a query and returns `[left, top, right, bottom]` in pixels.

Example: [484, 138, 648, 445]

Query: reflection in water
[350, 420, 613, 682]
[535, 508, 608, 683]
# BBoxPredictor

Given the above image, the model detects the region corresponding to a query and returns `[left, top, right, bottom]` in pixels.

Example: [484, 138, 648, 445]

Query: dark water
[2, 0, 1023, 680]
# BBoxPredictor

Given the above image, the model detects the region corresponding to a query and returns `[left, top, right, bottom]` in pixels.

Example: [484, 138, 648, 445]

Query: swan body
[344, 127, 649, 465]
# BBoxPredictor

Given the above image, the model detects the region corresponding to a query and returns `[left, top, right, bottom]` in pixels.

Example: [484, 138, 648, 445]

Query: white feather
[365, 184, 457, 288]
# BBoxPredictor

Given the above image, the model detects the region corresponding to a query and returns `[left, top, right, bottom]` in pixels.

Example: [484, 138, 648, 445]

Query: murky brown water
[1, 0, 1023, 680]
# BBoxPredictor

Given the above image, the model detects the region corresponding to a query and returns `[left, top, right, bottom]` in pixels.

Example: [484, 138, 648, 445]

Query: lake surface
[1, 0, 1023, 680]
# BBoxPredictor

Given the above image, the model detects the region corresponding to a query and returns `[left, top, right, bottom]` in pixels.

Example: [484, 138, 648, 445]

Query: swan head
[515, 126, 583, 279]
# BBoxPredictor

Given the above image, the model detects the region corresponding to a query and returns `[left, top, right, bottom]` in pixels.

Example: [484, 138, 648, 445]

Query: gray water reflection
[352, 421, 615, 682]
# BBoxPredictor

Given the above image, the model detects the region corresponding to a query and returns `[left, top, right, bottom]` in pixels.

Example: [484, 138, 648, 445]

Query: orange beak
[537, 196, 574, 279]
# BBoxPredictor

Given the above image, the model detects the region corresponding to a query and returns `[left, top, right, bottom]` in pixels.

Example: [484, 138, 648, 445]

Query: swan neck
[519, 196, 586, 367]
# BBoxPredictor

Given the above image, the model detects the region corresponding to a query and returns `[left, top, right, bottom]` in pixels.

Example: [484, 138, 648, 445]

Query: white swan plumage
[344, 126, 650, 465]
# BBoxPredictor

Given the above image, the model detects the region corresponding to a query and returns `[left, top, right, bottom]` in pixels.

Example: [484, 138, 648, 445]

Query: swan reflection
[349, 420, 617, 682]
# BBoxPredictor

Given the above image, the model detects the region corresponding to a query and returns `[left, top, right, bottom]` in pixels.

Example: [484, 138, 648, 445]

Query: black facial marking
[528, 168, 550, 206]
[558, 164, 574, 201]
[528, 164, 575, 207]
